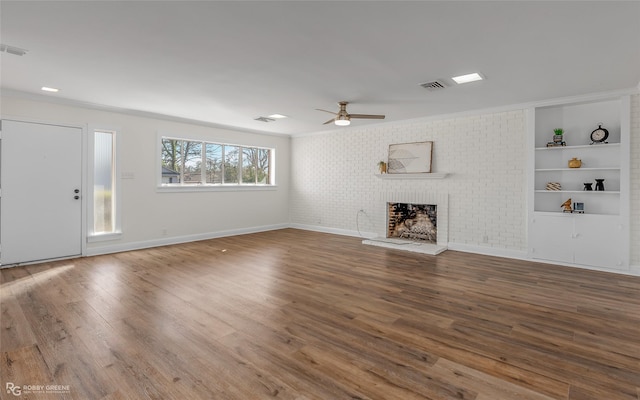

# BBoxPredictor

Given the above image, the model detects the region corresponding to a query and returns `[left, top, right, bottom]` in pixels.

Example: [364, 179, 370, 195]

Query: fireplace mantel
[375, 172, 448, 179]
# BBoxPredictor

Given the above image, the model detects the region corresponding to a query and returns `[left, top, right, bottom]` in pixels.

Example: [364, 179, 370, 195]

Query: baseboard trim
[446, 242, 528, 260]
[425, 242, 640, 277]
[85, 223, 289, 257]
[288, 223, 376, 239]
[15, 221, 639, 278]
[524, 257, 640, 277]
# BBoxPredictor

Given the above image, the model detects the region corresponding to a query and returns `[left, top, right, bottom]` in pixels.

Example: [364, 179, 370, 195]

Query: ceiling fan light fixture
[335, 116, 350, 126]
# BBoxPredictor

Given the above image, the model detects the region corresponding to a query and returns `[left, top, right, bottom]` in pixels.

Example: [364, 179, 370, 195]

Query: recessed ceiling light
[451, 72, 483, 84]
[41, 86, 60, 92]
[267, 114, 288, 119]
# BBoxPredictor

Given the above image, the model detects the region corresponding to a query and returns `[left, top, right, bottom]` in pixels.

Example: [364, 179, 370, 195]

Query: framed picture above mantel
[387, 141, 433, 174]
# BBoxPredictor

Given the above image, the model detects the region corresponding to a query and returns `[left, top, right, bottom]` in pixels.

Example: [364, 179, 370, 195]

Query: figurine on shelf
[595, 179, 605, 191]
[561, 198, 573, 213]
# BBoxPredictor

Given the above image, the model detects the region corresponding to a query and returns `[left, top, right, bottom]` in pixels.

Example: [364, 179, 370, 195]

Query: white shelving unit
[534, 142, 622, 215]
[527, 95, 630, 272]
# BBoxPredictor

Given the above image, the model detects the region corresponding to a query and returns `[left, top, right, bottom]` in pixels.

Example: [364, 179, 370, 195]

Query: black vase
[594, 179, 605, 191]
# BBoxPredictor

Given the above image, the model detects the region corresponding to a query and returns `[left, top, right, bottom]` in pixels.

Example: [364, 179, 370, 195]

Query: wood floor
[1, 229, 639, 400]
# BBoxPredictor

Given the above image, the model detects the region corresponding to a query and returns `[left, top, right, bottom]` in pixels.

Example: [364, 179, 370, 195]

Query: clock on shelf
[590, 124, 609, 144]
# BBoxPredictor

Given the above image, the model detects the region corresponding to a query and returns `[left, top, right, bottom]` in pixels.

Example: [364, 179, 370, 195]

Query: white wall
[1, 95, 291, 255]
[291, 94, 640, 265]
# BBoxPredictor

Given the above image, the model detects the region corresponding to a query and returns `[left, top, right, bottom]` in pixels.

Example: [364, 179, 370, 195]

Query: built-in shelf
[535, 167, 619, 172]
[529, 95, 630, 271]
[534, 190, 620, 194]
[375, 172, 448, 180]
[535, 143, 620, 151]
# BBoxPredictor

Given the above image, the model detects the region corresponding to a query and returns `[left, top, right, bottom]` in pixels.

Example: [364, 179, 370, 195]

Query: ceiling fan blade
[349, 113, 386, 120]
[323, 117, 336, 125]
[316, 108, 338, 115]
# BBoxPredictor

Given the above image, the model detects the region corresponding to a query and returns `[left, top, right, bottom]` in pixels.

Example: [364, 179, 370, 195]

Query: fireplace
[362, 192, 448, 255]
[387, 203, 437, 243]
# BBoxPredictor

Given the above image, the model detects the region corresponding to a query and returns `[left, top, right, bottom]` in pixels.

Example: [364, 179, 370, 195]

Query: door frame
[0, 115, 88, 265]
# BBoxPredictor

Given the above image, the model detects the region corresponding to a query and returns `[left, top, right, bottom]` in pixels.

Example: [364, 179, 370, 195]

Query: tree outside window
[161, 137, 273, 186]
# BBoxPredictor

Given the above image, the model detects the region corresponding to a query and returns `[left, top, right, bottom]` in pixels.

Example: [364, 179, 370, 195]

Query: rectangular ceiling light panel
[452, 72, 483, 84]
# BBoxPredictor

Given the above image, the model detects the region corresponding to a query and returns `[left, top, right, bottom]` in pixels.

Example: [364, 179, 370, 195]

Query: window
[89, 128, 121, 241]
[205, 143, 223, 184]
[160, 136, 274, 188]
[224, 145, 239, 184]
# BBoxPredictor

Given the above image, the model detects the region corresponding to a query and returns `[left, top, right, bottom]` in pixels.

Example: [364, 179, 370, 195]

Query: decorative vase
[595, 179, 605, 191]
[583, 183, 593, 191]
[568, 158, 582, 168]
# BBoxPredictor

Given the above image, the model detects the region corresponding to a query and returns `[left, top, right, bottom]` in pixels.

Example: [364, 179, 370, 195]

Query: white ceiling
[1, 1, 639, 135]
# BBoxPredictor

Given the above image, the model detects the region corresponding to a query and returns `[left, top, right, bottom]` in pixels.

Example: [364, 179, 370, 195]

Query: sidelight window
[89, 127, 121, 240]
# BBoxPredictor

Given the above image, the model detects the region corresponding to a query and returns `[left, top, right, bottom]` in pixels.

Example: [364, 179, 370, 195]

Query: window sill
[87, 232, 122, 243]
[156, 184, 278, 193]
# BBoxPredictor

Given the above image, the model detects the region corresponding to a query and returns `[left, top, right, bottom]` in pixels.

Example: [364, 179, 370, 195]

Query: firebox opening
[387, 203, 437, 243]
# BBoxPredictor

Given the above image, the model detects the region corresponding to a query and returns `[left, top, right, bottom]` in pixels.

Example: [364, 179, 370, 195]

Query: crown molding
[0, 89, 290, 138]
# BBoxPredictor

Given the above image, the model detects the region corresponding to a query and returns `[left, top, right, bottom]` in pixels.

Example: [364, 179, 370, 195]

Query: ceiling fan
[316, 101, 385, 126]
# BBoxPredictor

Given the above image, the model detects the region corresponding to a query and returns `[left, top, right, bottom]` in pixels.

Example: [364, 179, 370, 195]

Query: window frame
[157, 134, 276, 192]
[87, 125, 122, 242]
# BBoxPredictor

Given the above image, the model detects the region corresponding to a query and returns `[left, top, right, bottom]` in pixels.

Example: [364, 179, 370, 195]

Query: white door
[1, 120, 82, 265]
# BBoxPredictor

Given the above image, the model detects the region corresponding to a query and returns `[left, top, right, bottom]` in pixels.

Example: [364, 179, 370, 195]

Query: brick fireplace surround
[363, 192, 448, 255]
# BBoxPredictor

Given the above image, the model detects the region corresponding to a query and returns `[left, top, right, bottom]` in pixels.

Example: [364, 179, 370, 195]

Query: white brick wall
[630, 94, 640, 265]
[291, 110, 528, 253]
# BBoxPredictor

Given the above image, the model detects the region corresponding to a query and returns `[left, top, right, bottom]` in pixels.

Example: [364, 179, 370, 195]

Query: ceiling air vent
[254, 116, 276, 122]
[0, 43, 28, 56]
[420, 80, 448, 91]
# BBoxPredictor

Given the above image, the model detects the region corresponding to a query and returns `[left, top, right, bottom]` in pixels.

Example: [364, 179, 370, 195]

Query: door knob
[74, 189, 80, 193]
[74, 196, 80, 200]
